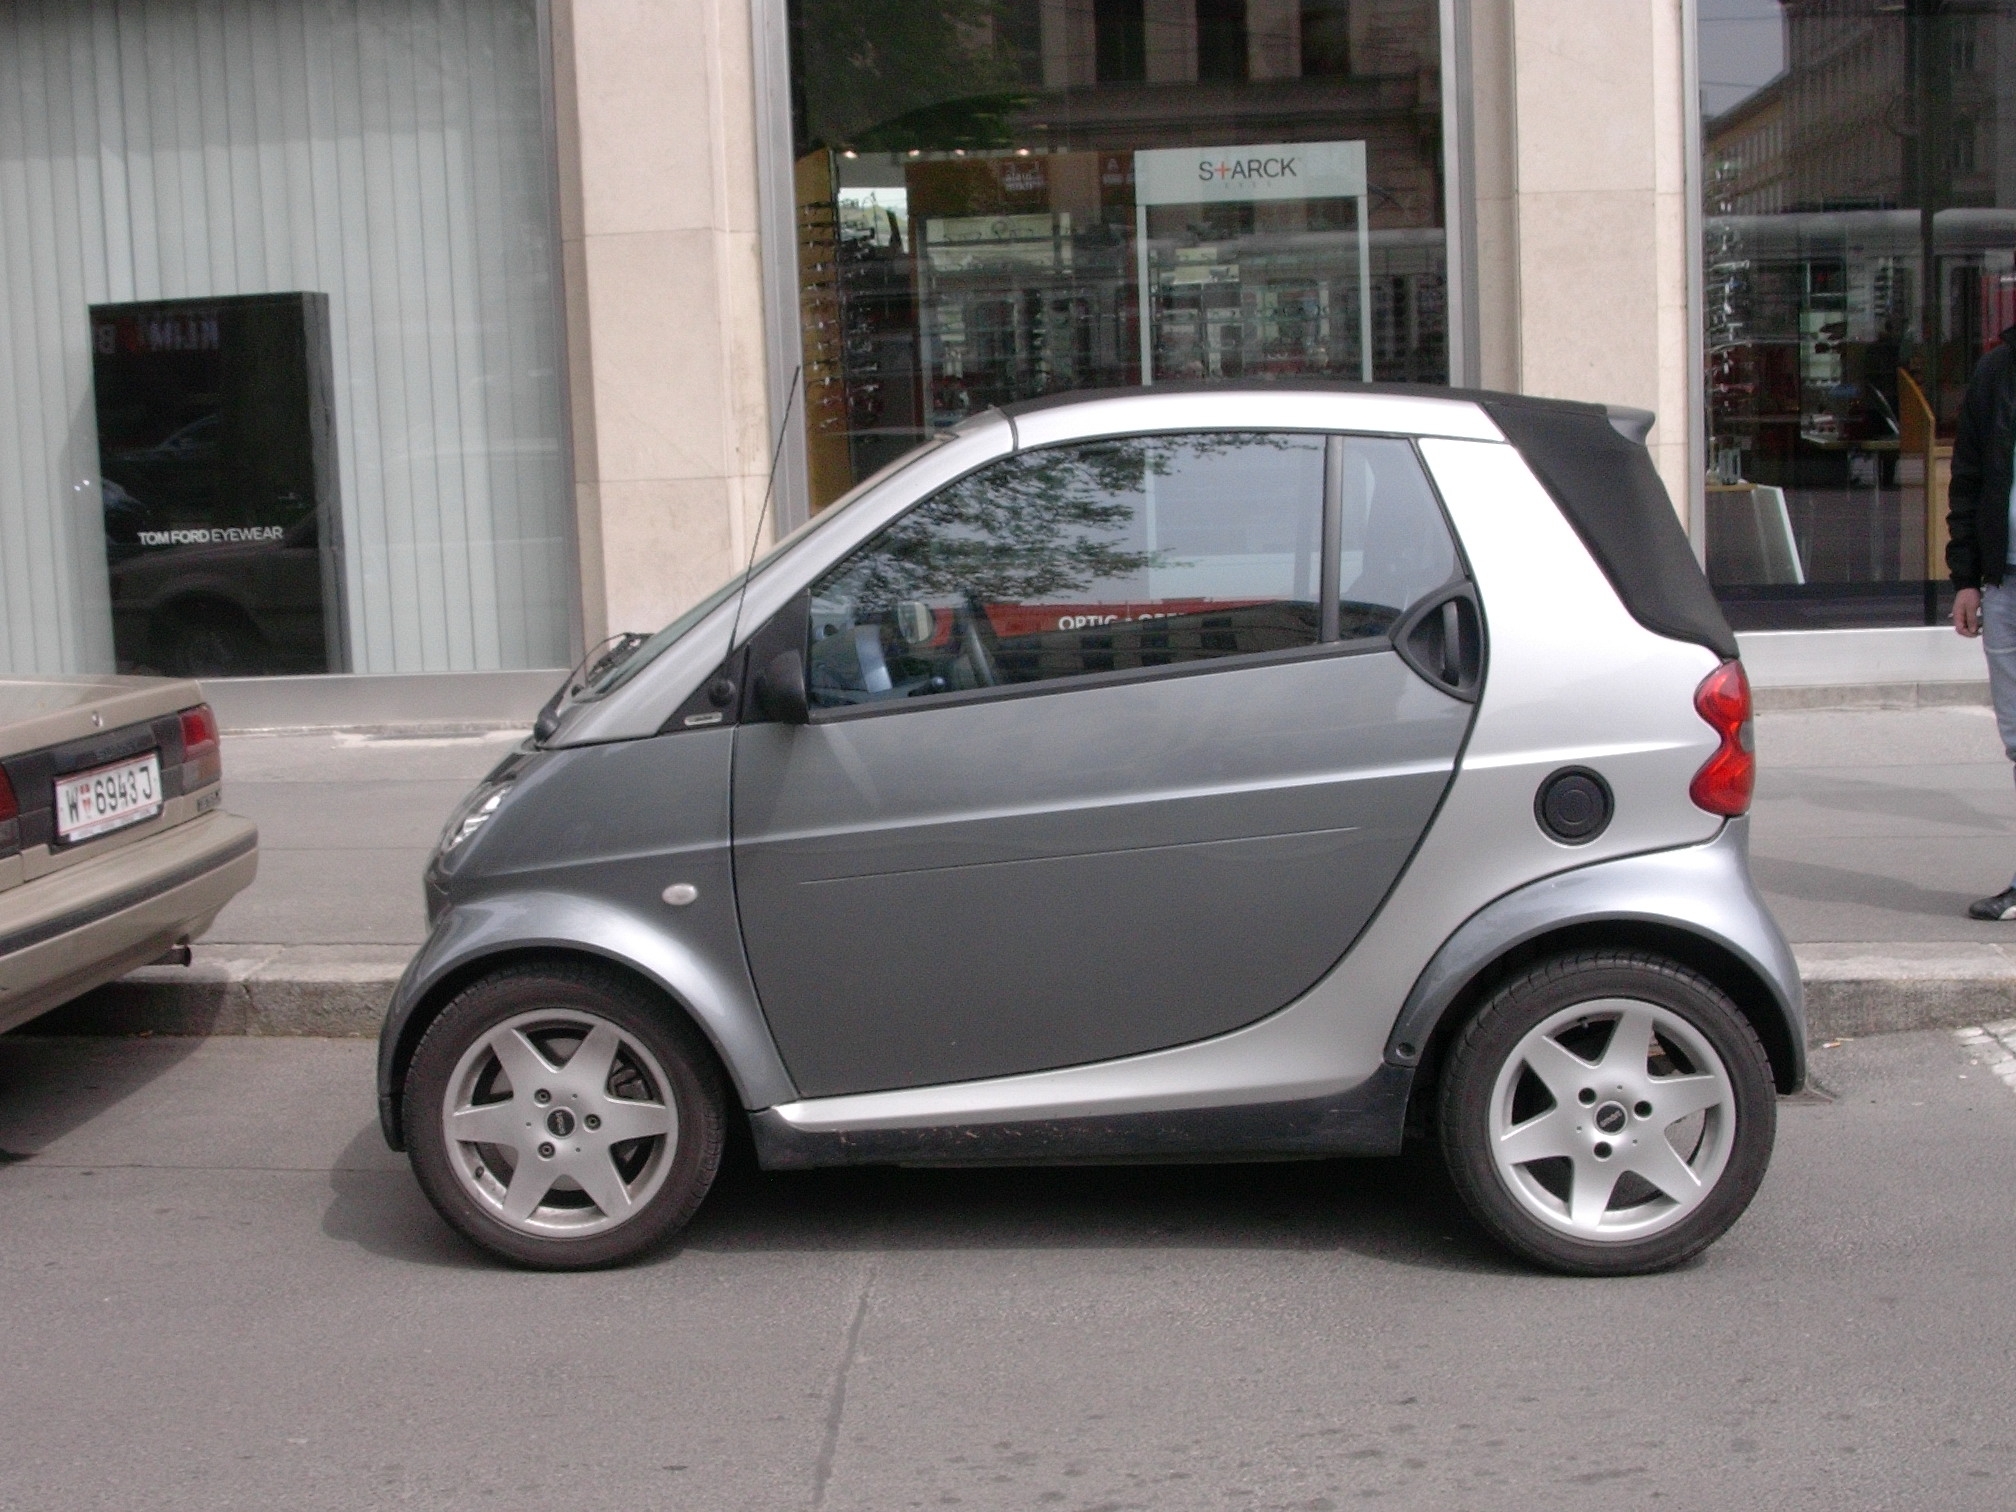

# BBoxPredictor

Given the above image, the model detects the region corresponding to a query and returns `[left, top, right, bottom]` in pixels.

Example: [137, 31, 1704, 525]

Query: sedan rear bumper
[0, 811, 258, 1034]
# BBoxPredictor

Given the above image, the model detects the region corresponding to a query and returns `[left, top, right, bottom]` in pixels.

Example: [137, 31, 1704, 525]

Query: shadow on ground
[1751, 856, 1982, 921]
[322, 1122, 499, 1271]
[0, 1033, 210, 1159]
[323, 1119, 1521, 1278]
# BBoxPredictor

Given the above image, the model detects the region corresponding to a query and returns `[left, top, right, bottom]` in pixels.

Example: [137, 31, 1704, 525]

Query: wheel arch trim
[375, 891, 796, 1150]
[1384, 821, 1806, 1093]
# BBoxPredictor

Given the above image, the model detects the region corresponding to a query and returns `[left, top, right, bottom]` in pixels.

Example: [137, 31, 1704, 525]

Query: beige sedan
[0, 675, 257, 1033]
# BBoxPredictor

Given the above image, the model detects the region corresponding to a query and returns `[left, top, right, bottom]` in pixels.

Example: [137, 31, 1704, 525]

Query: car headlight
[438, 781, 511, 859]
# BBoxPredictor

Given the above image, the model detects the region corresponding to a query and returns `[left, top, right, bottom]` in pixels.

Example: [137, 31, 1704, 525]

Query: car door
[731, 429, 1479, 1098]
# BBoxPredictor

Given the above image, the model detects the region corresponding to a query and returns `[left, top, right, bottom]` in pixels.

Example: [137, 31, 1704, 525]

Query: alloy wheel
[440, 1008, 679, 1237]
[1487, 997, 1736, 1242]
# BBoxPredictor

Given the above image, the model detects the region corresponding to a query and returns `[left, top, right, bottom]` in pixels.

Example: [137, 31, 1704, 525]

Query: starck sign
[1132, 139, 1366, 207]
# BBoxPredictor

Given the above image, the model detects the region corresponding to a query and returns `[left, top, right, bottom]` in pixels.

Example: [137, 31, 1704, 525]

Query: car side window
[1335, 437, 1459, 639]
[803, 430, 1459, 710]
[805, 432, 1328, 709]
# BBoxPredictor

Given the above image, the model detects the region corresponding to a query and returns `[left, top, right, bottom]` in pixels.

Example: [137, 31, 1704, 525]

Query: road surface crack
[811, 1261, 876, 1509]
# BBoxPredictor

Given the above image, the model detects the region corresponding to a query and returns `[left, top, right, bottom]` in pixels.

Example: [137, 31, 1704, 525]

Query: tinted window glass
[1336, 436, 1458, 637]
[807, 432, 1326, 707]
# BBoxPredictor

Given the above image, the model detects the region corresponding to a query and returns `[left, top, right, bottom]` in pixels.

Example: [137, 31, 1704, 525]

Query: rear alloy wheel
[1438, 951, 1776, 1276]
[403, 963, 726, 1269]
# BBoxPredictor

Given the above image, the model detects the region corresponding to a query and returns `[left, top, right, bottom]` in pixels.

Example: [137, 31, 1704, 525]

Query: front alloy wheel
[1439, 951, 1776, 1275]
[404, 963, 725, 1269]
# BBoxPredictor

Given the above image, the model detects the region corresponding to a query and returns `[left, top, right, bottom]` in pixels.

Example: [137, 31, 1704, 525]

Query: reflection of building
[1706, 76, 1787, 216]
[1780, 4, 1903, 211]
[1709, 5, 2012, 221]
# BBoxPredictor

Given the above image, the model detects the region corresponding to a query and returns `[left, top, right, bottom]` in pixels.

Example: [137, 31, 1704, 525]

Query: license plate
[55, 752, 164, 842]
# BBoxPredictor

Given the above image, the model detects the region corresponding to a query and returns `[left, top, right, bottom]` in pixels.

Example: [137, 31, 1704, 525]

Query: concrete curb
[1753, 680, 1990, 712]
[35, 946, 411, 1038]
[17, 942, 2016, 1050]
[1795, 943, 2016, 1042]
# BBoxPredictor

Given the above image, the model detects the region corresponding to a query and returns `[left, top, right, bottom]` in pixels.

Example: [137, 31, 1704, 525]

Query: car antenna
[723, 364, 802, 661]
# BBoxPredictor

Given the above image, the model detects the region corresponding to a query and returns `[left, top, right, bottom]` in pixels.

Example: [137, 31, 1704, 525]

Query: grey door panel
[733, 649, 1469, 1096]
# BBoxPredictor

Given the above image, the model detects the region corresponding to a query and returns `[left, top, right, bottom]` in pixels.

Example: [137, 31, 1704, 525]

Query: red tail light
[1689, 661, 1754, 816]
[179, 703, 222, 791]
[0, 764, 16, 825]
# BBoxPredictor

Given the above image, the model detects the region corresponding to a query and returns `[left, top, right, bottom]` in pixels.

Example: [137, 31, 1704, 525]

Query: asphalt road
[2, 1027, 2013, 1510]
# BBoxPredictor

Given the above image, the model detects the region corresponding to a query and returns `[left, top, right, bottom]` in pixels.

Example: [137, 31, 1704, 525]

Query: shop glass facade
[1701, 0, 2016, 629]
[0, 0, 573, 678]
[785, 0, 1449, 511]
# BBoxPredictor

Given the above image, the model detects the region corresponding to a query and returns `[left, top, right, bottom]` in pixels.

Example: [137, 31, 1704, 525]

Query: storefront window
[1700, 0, 2016, 629]
[0, 0, 571, 676]
[786, 0, 1448, 511]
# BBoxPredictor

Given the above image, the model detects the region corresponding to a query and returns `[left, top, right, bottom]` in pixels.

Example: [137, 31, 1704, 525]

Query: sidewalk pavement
[41, 728, 519, 1038]
[1749, 700, 2016, 1040]
[35, 703, 2016, 1047]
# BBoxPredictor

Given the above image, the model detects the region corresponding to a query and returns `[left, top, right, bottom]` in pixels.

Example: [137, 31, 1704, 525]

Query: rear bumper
[0, 811, 258, 1033]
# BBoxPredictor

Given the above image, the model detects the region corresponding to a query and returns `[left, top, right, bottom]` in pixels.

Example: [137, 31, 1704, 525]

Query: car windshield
[577, 435, 956, 700]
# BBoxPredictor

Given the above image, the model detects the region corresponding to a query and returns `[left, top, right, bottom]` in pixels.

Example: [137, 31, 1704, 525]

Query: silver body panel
[379, 389, 1798, 1162]
[1006, 390, 1506, 449]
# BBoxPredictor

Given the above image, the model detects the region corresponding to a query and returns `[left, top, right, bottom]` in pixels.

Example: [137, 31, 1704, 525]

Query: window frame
[788, 428, 1468, 725]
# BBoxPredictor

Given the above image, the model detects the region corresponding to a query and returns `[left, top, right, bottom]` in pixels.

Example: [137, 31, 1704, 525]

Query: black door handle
[1393, 584, 1484, 701]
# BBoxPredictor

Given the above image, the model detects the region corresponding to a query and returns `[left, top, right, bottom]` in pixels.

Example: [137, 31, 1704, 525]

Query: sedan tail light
[1689, 661, 1754, 817]
[0, 765, 18, 857]
[178, 703, 222, 792]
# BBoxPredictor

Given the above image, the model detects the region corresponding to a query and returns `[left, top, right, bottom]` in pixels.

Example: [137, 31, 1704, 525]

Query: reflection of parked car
[114, 412, 221, 464]
[377, 385, 1801, 1277]
[0, 674, 256, 1032]
[108, 510, 330, 677]
[102, 413, 224, 524]
[99, 478, 152, 565]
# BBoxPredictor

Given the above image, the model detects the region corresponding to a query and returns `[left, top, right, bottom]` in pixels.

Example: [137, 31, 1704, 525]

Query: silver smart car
[376, 384, 1801, 1276]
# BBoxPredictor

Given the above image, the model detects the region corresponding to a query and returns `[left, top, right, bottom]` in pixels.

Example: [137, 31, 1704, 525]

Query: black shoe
[1969, 887, 2016, 920]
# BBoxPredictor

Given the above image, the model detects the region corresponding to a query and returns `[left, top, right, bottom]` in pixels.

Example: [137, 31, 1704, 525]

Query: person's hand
[1956, 586, 1983, 638]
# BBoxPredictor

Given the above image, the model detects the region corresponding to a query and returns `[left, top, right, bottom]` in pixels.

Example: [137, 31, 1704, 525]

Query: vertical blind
[0, 0, 571, 674]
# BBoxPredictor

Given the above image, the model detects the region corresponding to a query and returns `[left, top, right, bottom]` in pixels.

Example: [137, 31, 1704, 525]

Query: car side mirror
[754, 649, 810, 725]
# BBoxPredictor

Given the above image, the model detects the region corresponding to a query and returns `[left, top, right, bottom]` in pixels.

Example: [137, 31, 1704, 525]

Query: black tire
[403, 961, 727, 1270]
[153, 602, 266, 677]
[1437, 950, 1776, 1276]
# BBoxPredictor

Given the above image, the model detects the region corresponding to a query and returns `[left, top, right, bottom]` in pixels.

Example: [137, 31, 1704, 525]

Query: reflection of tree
[792, 0, 1021, 152]
[825, 435, 1299, 606]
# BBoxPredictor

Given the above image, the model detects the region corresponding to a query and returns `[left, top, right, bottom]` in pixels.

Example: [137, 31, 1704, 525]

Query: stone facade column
[1470, 0, 1697, 526]
[550, 0, 775, 645]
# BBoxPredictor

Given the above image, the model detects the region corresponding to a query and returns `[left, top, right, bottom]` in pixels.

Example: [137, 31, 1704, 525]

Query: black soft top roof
[997, 381, 1738, 662]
